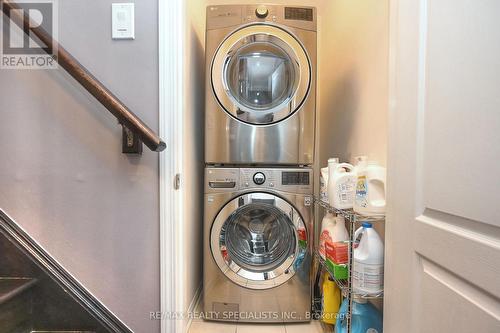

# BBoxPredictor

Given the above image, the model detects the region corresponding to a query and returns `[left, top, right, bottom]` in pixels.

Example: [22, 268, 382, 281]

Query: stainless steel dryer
[204, 167, 313, 322]
[205, 5, 317, 165]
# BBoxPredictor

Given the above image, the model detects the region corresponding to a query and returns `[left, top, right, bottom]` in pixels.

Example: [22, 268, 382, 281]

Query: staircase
[0, 278, 37, 332]
[0, 210, 132, 333]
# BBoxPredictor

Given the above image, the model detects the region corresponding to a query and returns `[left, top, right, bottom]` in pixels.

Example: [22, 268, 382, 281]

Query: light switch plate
[112, 3, 135, 39]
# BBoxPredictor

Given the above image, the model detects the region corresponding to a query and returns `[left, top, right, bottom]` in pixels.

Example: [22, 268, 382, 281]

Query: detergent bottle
[319, 212, 336, 259]
[353, 155, 368, 174]
[319, 214, 349, 260]
[321, 273, 342, 325]
[354, 161, 386, 216]
[320, 167, 329, 203]
[353, 222, 384, 295]
[335, 296, 383, 333]
[328, 163, 356, 209]
[322, 158, 339, 204]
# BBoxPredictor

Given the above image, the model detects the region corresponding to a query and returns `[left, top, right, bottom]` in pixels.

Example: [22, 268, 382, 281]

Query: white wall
[317, 0, 389, 168]
[0, 1, 160, 332]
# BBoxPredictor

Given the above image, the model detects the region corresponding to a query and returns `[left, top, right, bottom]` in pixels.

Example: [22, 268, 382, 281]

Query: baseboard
[185, 283, 202, 333]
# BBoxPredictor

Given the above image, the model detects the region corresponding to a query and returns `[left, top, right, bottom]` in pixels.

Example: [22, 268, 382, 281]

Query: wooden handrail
[1, 0, 166, 152]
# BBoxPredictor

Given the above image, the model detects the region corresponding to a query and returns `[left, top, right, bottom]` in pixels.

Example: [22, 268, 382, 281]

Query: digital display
[285, 7, 313, 22]
[282, 172, 310, 185]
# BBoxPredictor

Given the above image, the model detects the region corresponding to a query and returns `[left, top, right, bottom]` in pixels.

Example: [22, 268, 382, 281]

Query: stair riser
[0, 289, 32, 333]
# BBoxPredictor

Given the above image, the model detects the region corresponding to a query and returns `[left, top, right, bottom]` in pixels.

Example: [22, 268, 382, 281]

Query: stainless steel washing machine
[203, 167, 313, 322]
[205, 5, 317, 165]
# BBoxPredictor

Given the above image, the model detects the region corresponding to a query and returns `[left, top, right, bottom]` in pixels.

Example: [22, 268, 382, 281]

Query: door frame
[159, 0, 185, 332]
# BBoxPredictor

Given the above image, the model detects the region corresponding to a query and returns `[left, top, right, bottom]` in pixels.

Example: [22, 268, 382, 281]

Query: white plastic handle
[335, 163, 354, 172]
[368, 178, 386, 207]
[354, 226, 364, 243]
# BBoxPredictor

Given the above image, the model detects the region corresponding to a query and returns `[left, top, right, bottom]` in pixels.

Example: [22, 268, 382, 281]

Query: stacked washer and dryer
[203, 4, 317, 323]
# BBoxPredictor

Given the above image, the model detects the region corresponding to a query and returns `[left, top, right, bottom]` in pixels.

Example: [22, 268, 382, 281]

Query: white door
[385, 1, 500, 332]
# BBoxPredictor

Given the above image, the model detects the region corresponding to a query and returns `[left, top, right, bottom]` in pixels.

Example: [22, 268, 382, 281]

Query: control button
[255, 5, 268, 19]
[245, 182, 249, 187]
[253, 172, 266, 185]
[269, 183, 274, 187]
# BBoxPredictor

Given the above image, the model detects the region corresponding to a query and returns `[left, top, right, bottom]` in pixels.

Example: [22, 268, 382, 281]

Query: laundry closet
[184, 1, 500, 333]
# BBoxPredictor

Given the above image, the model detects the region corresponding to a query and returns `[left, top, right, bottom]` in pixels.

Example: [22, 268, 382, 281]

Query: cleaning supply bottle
[323, 158, 339, 204]
[319, 212, 336, 259]
[328, 163, 356, 209]
[313, 267, 324, 317]
[319, 214, 349, 259]
[335, 296, 383, 333]
[353, 155, 368, 174]
[321, 273, 342, 325]
[354, 161, 387, 216]
[353, 222, 384, 295]
[320, 167, 330, 202]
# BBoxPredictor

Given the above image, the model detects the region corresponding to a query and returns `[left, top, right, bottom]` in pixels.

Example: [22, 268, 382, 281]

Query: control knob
[253, 172, 266, 185]
[255, 5, 269, 19]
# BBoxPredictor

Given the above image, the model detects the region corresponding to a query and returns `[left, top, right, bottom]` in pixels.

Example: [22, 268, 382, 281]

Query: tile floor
[188, 300, 324, 333]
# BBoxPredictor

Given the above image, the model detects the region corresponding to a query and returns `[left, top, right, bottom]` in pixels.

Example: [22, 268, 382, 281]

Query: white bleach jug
[353, 222, 384, 294]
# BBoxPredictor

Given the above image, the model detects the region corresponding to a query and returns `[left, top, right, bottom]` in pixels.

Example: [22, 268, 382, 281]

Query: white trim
[185, 283, 203, 332]
[159, 0, 185, 332]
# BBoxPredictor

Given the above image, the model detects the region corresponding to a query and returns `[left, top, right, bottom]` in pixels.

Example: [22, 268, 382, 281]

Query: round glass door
[210, 192, 308, 290]
[225, 42, 296, 112]
[212, 24, 311, 125]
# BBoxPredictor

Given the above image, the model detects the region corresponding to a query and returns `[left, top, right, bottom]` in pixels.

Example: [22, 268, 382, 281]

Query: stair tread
[0, 277, 37, 305]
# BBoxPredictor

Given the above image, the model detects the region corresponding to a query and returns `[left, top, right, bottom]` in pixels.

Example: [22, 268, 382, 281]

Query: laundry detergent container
[335, 297, 383, 333]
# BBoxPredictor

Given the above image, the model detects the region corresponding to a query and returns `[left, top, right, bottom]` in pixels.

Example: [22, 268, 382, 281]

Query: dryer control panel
[205, 167, 313, 194]
[206, 5, 317, 31]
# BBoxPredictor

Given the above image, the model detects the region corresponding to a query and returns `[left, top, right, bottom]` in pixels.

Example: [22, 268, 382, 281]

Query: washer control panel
[240, 168, 313, 193]
[206, 167, 313, 194]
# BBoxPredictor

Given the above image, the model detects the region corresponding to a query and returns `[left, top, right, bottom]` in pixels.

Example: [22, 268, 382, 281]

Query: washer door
[211, 24, 311, 125]
[211, 192, 308, 290]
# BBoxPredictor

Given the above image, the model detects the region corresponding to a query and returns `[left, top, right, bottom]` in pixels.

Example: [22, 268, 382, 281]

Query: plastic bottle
[328, 163, 356, 209]
[313, 267, 323, 316]
[353, 222, 384, 295]
[318, 213, 336, 259]
[323, 158, 339, 203]
[335, 297, 383, 333]
[352, 155, 368, 174]
[354, 161, 387, 216]
[320, 167, 329, 202]
[319, 214, 349, 259]
[332, 215, 349, 243]
[321, 273, 342, 325]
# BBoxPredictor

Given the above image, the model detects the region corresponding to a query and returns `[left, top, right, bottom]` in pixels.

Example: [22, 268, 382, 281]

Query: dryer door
[211, 24, 311, 125]
[210, 192, 308, 290]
